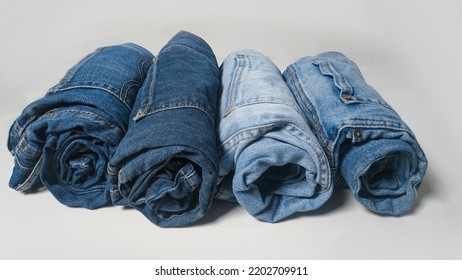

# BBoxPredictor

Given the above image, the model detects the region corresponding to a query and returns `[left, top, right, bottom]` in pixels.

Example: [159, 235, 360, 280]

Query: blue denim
[216, 50, 332, 222]
[283, 52, 428, 215]
[108, 31, 220, 227]
[7, 43, 153, 209]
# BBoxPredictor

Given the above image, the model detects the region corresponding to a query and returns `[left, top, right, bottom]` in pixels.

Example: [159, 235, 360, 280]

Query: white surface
[1, 0, 461, 259]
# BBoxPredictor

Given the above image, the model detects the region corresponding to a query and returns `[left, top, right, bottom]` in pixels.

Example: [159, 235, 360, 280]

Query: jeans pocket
[312, 58, 389, 106]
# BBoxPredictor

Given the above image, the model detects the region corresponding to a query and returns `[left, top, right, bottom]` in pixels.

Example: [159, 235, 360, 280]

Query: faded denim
[216, 50, 332, 222]
[108, 31, 220, 227]
[7, 43, 153, 208]
[283, 52, 428, 215]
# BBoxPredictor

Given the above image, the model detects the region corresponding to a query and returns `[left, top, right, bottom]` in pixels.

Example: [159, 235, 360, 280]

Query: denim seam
[223, 54, 247, 117]
[137, 103, 215, 123]
[52, 85, 132, 110]
[15, 114, 40, 137]
[226, 99, 306, 118]
[138, 56, 150, 80]
[179, 168, 198, 190]
[37, 108, 124, 136]
[140, 56, 159, 117]
[119, 80, 142, 104]
[285, 124, 331, 190]
[14, 156, 34, 171]
[12, 156, 43, 191]
[16, 138, 41, 158]
[328, 122, 413, 170]
[313, 59, 355, 103]
[159, 44, 217, 68]
[335, 120, 410, 133]
[219, 123, 279, 151]
[286, 66, 332, 149]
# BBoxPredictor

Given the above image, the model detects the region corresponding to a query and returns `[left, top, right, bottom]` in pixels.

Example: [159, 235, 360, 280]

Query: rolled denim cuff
[341, 136, 425, 215]
[232, 125, 331, 222]
[7, 43, 153, 209]
[108, 108, 218, 227]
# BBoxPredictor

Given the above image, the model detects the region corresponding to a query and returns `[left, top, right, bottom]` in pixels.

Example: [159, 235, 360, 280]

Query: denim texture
[283, 52, 428, 215]
[108, 31, 220, 227]
[7, 43, 153, 209]
[216, 50, 332, 222]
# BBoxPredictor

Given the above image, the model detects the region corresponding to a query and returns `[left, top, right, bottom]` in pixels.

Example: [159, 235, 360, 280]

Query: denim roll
[108, 31, 220, 227]
[283, 52, 428, 215]
[7, 43, 153, 209]
[216, 50, 331, 222]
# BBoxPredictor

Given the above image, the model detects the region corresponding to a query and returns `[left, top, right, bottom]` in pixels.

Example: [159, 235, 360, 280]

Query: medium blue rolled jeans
[108, 31, 220, 227]
[216, 50, 332, 222]
[283, 52, 428, 215]
[7, 43, 153, 208]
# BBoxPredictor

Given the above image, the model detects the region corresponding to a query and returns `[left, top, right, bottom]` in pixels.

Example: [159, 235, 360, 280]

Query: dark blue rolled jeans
[7, 43, 153, 209]
[108, 31, 220, 227]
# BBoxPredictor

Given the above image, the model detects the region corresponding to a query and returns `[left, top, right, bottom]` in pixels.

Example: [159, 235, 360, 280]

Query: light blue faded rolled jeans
[216, 50, 332, 222]
[283, 52, 428, 215]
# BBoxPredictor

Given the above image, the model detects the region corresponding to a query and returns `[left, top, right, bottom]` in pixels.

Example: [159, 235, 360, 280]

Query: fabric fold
[216, 50, 332, 222]
[283, 51, 428, 215]
[8, 43, 153, 208]
[108, 31, 220, 227]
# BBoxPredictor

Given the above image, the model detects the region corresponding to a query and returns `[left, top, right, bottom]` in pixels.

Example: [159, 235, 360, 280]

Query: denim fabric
[108, 31, 220, 227]
[216, 50, 332, 222]
[283, 52, 428, 215]
[7, 43, 153, 209]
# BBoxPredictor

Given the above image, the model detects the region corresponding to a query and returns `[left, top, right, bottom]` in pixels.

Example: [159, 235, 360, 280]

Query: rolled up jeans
[108, 31, 220, 227]
[216, 50, 332, 222]
[283, 52, 428, 215]
[7, 43, 153, 208]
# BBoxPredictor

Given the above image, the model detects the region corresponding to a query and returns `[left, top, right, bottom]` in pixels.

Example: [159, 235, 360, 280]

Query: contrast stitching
[179, 168, 198, 190]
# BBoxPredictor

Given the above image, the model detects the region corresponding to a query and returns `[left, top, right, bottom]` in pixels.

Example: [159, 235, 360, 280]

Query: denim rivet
[354, 130, 362, 138]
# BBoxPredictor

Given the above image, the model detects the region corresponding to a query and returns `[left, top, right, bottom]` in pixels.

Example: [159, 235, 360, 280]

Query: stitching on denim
[14, 156, 34, 171]
[52, 85, 132, 111]
[313, 60, 355, 103]
[141, 56, 158, 117]
[159, 44, 217, 68]
[15, 114, 40, 137]
[179, 168, 198, 190]
[336, 118, 409, 132]
[286, 66, 332, 149]
[119, 80, 141, 104]
[16, 138, 41, 158]
[36, 109, 124, 136]
[223, 54, 247, 118]
[142, 102, 215, 123]
[219, 123, 279, 151]
[284, 124, 331, 190]
[138, 56, 151, 80]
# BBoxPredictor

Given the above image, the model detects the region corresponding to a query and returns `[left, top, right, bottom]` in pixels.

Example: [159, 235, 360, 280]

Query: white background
[1, 0, 461, 259]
